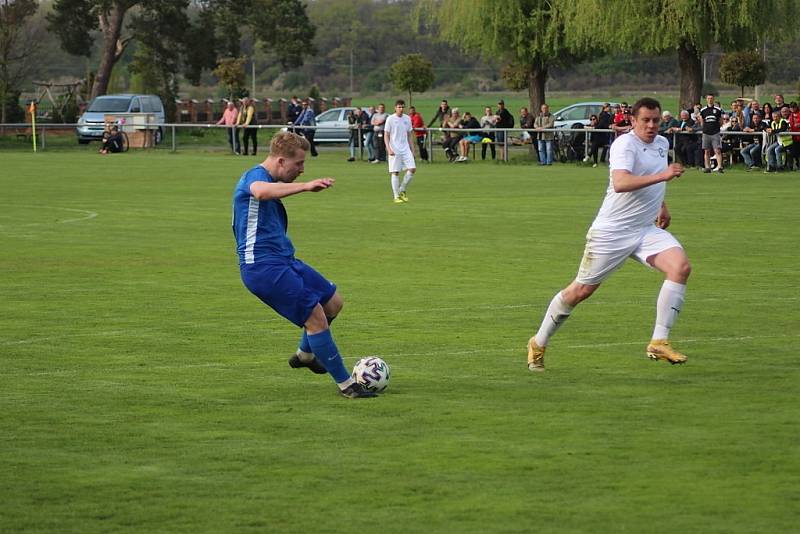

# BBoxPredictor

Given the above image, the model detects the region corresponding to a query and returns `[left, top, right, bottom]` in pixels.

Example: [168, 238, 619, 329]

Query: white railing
[2, 122, 790, 170]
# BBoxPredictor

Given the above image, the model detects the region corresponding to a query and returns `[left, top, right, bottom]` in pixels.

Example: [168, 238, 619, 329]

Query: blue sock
[306, 329, 350, 383]
[298, 315, 336, 354]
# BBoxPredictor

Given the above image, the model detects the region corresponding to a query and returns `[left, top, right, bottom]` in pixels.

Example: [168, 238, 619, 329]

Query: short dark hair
[395, 99, 405, 106]
[631, 97, 661, 117]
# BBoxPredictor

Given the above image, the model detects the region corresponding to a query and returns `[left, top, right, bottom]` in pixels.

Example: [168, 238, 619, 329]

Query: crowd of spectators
[216, 93, 800, 171]
[660, 94, 800, 172]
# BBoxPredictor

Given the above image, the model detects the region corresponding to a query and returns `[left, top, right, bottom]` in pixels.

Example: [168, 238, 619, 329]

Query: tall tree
[0, 0, 41, 124]
[563, 0, 798, 110]
[419, 0, 591, 113]
[48, 0, 139, 99]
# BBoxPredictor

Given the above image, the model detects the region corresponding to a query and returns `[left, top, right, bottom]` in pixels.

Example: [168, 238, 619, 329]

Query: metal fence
[1, 122, 791, 170]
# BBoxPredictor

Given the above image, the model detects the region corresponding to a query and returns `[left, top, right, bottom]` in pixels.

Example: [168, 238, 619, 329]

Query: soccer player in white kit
[527, 97, 691, 372]
[384, 99, 417, 203]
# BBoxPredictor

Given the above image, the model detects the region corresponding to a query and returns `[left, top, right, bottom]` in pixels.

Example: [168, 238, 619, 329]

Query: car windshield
[87, 97, 131, 113]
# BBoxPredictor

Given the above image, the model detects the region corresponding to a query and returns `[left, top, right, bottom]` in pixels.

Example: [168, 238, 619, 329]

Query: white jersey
[385, 113, 413, 154]
[592, 132, 670, 232]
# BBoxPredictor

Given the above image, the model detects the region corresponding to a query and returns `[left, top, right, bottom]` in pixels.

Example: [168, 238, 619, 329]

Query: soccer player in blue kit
[232, 131, 377, 398]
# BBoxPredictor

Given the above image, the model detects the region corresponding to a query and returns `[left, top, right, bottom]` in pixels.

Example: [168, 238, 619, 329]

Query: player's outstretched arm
[250, 178, 335, 200]
[612, 163, 684, 193]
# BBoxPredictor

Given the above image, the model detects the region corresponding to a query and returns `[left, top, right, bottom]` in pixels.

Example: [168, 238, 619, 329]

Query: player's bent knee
[305, 305, 329, 334]
[323, 292, 344, 316]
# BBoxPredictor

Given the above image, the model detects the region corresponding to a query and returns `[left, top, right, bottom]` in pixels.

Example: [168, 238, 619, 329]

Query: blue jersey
[232, 165, 295, 265]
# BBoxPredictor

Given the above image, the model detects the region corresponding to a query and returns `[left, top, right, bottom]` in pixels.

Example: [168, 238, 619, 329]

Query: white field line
[0, 205, 97, 227]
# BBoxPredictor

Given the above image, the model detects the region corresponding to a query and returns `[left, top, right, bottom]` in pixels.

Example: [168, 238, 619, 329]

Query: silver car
[311, 107, 358, 142]
[552, 101, 619, 129]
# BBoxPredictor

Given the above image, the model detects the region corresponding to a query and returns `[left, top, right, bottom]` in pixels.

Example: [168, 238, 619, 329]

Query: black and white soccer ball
[351, 357, 390, 393]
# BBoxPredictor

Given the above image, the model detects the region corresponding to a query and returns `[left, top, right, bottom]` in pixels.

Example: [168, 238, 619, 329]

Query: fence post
[171, 125, 176, 152]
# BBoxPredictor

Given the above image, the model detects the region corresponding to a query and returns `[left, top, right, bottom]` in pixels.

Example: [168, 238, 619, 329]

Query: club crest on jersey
[658, 147, 665, 157]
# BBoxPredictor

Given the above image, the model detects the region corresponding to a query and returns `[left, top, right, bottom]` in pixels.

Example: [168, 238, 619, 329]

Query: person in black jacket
[495, 100, 514, 160]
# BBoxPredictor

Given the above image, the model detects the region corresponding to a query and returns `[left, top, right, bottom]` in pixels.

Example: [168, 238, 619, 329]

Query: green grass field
[1, 149, 798, 532]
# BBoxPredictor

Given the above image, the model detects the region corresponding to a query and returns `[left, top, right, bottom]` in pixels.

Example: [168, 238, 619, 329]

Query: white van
[76, 94, 165, 144]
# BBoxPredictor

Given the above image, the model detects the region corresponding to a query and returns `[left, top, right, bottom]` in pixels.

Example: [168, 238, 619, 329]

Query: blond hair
[270, 131, 310, 158]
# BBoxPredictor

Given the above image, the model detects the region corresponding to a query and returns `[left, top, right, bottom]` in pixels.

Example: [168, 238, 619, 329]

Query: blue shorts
[465, 135, 482, 143]
[495, 131, 506, 143]
[240, 259, 337, 327]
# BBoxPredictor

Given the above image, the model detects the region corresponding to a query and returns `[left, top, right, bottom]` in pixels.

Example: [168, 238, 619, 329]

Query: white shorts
[575, 225, 683, 285]
[388, 151, 416, 173]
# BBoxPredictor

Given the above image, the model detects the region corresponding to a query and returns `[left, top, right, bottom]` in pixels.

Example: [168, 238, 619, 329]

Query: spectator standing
[287, 95, 302, 129]
[217, 100, 240, 154]
[427, 99, 451, 129]
[534, 103, 555, 165]
[363, 106, 375, 162]
[480, 106, 497, 160]
[699, 93, 724, 173]
[591, 103, 613, 165]
[296, 99, 318, 157]
[347, 107, 365, 161]
[408, 106, 428, 162]
[743, 100, 761, 128]
[371, 103, 388, 163]
[519, 107, 535, 144]
[788, 102, 800, 171]
[658, 111, 679, 146]
[674, 110, 701, 168]
[239, 97, 258, 156]
[495, 100, 514, 160]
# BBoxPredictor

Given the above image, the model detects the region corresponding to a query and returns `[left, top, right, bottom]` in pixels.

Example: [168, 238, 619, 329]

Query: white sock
[534, 291, 574, 347]
[652, 280, 686, 340]
[390, 174, 400, 197]
[400, 171, 413, 192]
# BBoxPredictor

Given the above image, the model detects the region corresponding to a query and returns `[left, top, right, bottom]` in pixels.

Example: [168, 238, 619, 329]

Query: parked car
[552, 101, 619, 129]
[76, 94, 165, 144]
[287, 106, 357, 143]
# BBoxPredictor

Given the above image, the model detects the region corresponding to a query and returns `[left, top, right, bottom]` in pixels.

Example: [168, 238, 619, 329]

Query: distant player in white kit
[384, 99, 417, 204]
[526, 97, 692, 372]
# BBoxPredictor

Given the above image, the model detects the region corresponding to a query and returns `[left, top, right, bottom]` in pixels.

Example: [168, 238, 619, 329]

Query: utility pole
[349, 49, 354, 95]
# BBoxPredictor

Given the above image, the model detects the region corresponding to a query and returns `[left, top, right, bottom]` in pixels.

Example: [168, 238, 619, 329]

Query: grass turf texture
[1, 150, 798, 532]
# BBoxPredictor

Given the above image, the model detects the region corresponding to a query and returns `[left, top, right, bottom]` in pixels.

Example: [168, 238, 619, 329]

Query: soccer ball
[351, 357, 390, 393]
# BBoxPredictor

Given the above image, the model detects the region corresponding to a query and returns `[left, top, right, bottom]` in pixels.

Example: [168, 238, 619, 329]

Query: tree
[0, 0, 41, 124]
[47, 0, 194, 100]
[419, 0, 592, 114]
[212, 57, 247, 99]
[389, 54, 433, 106]
[563, 0, 798, 110]
[719, 51, 766, 97]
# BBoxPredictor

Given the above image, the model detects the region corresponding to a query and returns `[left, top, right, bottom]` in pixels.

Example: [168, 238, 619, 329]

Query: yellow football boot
[646, 339, 687, 365]
[399, 191, 408, 202]
[527, 337, 546, 372]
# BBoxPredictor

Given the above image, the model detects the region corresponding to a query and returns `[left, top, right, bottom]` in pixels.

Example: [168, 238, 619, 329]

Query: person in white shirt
[526, 97, 691, 372]
[384, 99, 417, 204]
